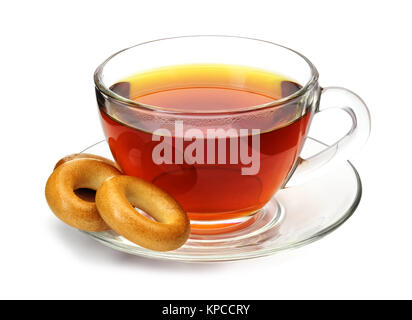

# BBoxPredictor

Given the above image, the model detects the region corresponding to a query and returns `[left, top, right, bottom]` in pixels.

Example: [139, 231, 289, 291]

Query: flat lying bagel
[45, 158, 121, 231]
[54, 153, 121, 171]
[96, 175, 190, 251]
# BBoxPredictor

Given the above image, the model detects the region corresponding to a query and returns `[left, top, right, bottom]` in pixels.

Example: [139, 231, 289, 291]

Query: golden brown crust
[45, 158, 121, 231]
[54, 153, 121, 171]
[96, 175, 190, 251]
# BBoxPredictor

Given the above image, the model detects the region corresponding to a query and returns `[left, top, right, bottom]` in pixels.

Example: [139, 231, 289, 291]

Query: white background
[1, 0, 411, 299]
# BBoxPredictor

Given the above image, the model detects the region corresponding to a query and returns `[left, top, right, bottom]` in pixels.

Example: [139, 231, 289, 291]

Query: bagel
[54, 153, 121, 171]
[96, 175, 190, 251]
[45, 158, 121, 231]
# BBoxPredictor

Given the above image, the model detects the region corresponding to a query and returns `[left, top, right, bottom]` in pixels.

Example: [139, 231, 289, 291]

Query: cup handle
[287, 87, 371, 186]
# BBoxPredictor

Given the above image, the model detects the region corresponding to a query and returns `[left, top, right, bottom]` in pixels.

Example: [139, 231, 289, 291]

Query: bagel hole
[133, 207, 158, 222]
[74, 188, 96, 202]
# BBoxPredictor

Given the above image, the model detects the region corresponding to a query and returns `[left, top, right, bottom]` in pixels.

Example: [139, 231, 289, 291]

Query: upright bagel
[54, 153, 121, 171]
[96, 175, 190, 251]
[45, 158, 121, 231]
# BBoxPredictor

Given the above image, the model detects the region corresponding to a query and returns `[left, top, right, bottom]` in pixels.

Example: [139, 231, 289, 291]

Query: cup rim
[94, 35, 319, 114]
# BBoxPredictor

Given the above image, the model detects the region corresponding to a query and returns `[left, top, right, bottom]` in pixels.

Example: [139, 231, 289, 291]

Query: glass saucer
[81, 137, 362, 262]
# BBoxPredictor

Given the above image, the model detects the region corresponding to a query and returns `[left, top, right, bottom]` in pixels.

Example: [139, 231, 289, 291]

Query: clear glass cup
[94, 35, 370, 234]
